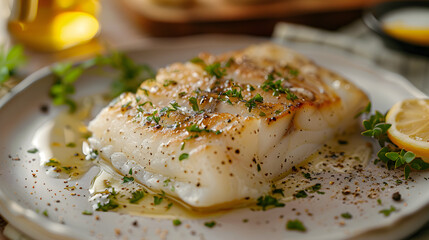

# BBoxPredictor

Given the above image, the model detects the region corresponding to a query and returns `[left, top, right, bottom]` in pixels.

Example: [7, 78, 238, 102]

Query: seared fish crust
[88, 43, 369, 209]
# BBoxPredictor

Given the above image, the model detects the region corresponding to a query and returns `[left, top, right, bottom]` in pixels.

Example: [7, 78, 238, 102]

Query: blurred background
[0, 0, 429, 239]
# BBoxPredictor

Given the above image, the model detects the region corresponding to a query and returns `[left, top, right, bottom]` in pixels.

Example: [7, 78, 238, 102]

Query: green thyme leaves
[379, 206, 397, 217]
[204, 221, 216, 228]
[286, 219, 306, 232]
[294, 190, 308, 198]
[50, 51, 154, 113]
[362, 104, 429, 179]
[256, 195, 285, 210]
[355, 102, 371, 118]
[179, 153, 189, 161]
[341, 212, 352, 219]
[153, 196, 163, 205]
[189, 97, 200, 112]
[0, 45, 26, 86]
[173, 219, 182, 226]
[245, 93, 263, 112]
[96, 188, 119, 212]
[50, 62, 83, 113]
[122, 176, 134, 183]
[205, 63, 226, 79]
[361, 110, 391, 147]
[262, 72, 297, 100]
[129, 191, 145, 204]
[189, 57, 231, 79]
[27, 148, 39, 154]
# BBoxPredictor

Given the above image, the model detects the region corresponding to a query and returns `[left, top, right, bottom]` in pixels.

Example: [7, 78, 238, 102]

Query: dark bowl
[363, 1, 429, 57]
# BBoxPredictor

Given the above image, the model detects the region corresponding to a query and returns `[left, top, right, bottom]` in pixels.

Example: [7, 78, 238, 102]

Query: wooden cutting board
[118, 0, 392, 36]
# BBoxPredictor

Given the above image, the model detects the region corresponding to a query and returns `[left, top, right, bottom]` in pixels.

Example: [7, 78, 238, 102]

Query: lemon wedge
[386, 99, 429, 159]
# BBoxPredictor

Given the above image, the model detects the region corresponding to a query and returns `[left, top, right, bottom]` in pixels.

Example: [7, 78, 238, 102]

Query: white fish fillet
[87, 43, 369, 210]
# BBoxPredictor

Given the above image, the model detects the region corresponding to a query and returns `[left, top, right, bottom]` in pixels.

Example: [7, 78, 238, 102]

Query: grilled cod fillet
[87, 43, 369, 210]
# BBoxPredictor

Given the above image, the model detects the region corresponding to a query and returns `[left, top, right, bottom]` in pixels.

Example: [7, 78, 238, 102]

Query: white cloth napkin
[273, 22, 429, 95]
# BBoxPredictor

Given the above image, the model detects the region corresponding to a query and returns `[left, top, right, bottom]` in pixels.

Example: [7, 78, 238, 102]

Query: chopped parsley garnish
[256, 195, 285, 210]
[62, 166, 73, 173]
[307, 183, 322, 193]
[186, 124, 209, 133]
[224, 58, 234, 68]
[222, 86, 243, 100]
[153, 196, 163, 205]
[167, 202, 173, 210]
[294, 190, 308, 198]
[362, 103, 429, 179]
[204, 221, 216, 228]
[122, 176, 134, 183]
[82, 210, 93, 215]
[205, 63, 226, 79]
[289, 69, 299, 77]
[161, 101, 180, 117]
[66, 142, 76, 148]
[129, 168, 133, 175]
[140, 88, 149, 96]
[272, 188, 285, 197]
[341, 212, 352, 219]
[163, 179, 171, 187]
[27, 148, 38, 154]
[259, 112, 266, 117]
[189, 97, 200, 112]
[45, 159, 60, 166]
[379, 206, 397, 217]
[121, 101, 132, 109]
[186, 123, 221, 135]
[42, 210, 48, 217]
[96, 189, 119, 212]
[247, 84, 255, 91]
[129, 190, 145, 204]
[261, 73, 297, 100]
[245, 94, 263, 112]
[286, 219, 306, 232]
[163, 79, 177, 87]
[302, 172, 312, 179]
[97, 200, 119, 212]
[146, 110, 160, 124]
[179, 153, 189, 161]
[173, 219, 182, 226]
[190, 57, 205, 64]
[257, 163, 261, 172]
[377, 199, 382, 205]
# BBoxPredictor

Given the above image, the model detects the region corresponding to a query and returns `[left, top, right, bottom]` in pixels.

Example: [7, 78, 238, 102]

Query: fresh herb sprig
[361, 102, 429, 179]
[0, 45, 26, 86]
[50, 51, 154, 112]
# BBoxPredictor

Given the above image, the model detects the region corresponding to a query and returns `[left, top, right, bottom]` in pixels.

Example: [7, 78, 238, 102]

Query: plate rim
[0, 34, 428, 240]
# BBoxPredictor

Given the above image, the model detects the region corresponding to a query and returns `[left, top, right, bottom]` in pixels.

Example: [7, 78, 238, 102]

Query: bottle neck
[10, 0, 38, 22]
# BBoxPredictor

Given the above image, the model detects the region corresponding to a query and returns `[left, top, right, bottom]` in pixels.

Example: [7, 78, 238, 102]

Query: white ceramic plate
[0, 35, 427, 240]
